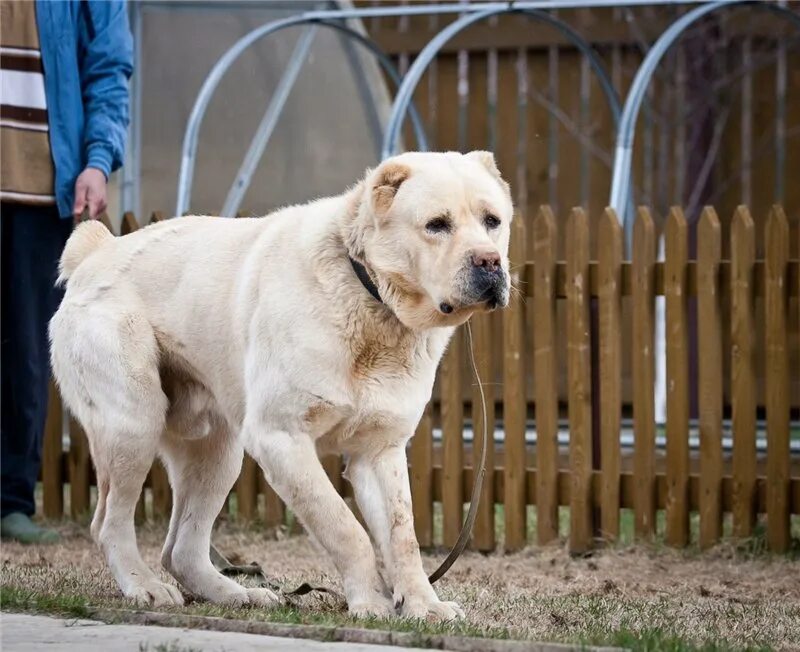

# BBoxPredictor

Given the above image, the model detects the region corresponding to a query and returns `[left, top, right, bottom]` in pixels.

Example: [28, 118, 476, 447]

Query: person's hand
[72, 167, 108, 221]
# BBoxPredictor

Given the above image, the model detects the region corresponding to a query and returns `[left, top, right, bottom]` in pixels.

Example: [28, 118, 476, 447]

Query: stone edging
[87, 607, 624, 652]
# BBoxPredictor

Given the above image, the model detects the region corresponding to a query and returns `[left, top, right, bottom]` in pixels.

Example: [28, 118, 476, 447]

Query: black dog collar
[349, 257, 383, 304]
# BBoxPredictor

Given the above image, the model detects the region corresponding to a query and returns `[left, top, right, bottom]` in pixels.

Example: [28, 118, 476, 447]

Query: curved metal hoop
[381, 7, 622, 159]
[318, 19, 428, 148]
[609, 0, 800, 244]
[176, 17, 428, 216]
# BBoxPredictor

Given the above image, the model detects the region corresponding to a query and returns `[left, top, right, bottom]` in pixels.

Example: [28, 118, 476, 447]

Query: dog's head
[347, 151, 513, 330]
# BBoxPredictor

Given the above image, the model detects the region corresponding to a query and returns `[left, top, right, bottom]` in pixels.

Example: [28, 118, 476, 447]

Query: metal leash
[211, 320, 488, 598]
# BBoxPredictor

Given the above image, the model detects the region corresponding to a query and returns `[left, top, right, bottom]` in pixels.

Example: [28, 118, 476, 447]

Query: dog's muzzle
[464, 264, 508, 309]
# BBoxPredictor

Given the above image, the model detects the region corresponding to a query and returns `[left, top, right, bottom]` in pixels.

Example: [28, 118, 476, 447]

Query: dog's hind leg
[50, 304, 182, 607]
[160, 429, 280, 607]
[94, 428, 184, 607]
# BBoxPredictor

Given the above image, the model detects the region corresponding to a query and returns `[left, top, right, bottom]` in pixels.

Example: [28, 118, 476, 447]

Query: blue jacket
[36, 1, 133, 218]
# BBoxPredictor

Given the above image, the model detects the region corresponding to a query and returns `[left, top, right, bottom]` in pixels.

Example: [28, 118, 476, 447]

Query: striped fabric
[1, 1, 56, 205]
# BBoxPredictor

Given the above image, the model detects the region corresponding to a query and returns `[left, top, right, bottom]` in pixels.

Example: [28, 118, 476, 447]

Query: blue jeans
[1, 203, 72, 517]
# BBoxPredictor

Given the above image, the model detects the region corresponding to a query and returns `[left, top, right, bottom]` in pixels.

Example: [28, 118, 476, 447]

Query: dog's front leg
[349, 444, 465, 621]
[246, 428, 392, 617]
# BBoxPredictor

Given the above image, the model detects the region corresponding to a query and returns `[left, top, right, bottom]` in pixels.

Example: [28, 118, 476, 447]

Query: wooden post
[42, 381, 64, 518]
[665, 207, 690, 547]
[764, 205, 790, 553]
[441, 329, 464, 548]
[98, 213, 113, 232]
[237, 455, 258, 522]
[533, 206, 559, 545]
[598, 209, 622, 542]
[632, 208, 656, 541]
[731, 206, 756, 538]
[150, 461, 172, 519]
[121, 211, 140, 235]
[566, 207, 593, 554]
[697, 207, 723, 549]
[470, 310, 495, 551]
[410, 404, 434, 547]
[502, 214, 527, 551]
[68, 416, 91, 518]
[322, 455, 343, 495]
[260, 473, 286, 529]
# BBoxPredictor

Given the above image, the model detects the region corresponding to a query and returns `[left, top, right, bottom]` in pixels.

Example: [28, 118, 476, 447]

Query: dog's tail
[57, 220, 114, 285]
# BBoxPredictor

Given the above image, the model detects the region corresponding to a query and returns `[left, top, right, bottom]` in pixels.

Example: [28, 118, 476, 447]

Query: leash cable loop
[428, 320, 487, 584]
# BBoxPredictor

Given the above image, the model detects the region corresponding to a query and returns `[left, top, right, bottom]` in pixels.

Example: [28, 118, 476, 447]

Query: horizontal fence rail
[42, 206, 799, 553]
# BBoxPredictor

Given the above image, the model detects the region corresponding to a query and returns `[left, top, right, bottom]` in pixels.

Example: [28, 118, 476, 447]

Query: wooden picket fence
[41, 206, 799, 553]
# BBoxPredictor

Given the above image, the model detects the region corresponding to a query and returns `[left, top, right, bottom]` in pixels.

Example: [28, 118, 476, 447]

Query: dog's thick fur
[49, 151, 513, 620]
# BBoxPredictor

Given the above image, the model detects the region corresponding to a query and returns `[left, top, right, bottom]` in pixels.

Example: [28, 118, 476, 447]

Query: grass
[2, 520, 799, 651]
[601, 629, 772, 652]
[1, 580, 791, 652]
[16, 482, 800, 651]
[0, 581, 506, 642]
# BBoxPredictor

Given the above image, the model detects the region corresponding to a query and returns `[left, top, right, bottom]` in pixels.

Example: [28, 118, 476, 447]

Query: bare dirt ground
[2, 521, 799, 650]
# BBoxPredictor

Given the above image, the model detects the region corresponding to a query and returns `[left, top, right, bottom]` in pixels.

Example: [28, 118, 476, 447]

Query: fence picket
[566, 207, 593, 553]
[632, 208, 657, 541]
[598, 208, 622, 542]
[261, 473, 286, 529]
[441, 329, 464, 548]
[151, 461, 172, 519]
[533, 206, 559, 544]
[765, 205, 791, 552]
[665, 207, 690, 547]
[43, 380, 64, 518]
[470, 310, 495, 551]
[98, 213, 113, 232]
[323, 456, 343, 495]
[68, 416, 91, 517]
[237, 455, 258, 521]
[697, 207, 723, 549]
[32, 204, 800, 552]
[731, 206, 757, 538]
[410, 405, 434, 547]
[121, 211, 139, 235]
[503, 214, 527, 551]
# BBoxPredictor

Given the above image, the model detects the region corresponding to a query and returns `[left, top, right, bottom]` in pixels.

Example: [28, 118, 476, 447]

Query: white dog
[49, 151, 512, 620]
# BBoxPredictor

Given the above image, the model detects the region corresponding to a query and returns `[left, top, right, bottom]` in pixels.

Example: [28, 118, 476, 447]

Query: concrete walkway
[1, 613, 430, 652]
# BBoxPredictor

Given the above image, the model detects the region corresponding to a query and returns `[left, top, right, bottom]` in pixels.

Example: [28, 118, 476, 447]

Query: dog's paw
[245, 587, 282, 608]
[401, 598, 465, 622]
[348, 597, 395, 619]
[127, 579, 184, 607]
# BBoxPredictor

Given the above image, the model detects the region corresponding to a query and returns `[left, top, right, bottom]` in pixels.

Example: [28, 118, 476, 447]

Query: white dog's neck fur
[311, 182, 454, 384]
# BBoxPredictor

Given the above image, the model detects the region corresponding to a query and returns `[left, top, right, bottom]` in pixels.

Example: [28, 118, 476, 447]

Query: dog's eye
[425, 217, 451, 234]
[484, 214, 501, 230]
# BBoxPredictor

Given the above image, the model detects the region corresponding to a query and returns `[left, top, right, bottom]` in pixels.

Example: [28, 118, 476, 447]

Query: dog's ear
[371, 161, 411, 215]
[466, 150, 510, 195]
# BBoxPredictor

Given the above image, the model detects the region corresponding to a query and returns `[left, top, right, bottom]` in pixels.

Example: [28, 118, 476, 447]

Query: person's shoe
[0, 512, 60, 544]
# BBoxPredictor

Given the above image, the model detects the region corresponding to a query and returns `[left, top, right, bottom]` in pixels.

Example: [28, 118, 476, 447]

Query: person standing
[1, 0, 133, 543]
